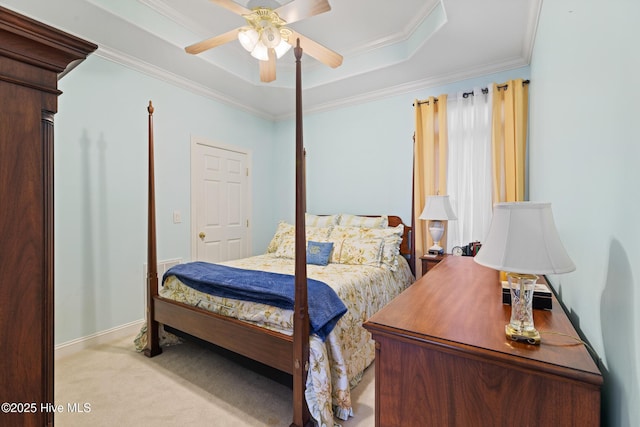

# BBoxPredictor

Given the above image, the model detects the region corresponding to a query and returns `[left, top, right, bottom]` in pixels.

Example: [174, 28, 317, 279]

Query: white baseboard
[55, 319, 145, 360]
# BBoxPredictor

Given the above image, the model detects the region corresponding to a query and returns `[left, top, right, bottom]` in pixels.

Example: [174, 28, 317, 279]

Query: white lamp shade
[238, 28, 259, 52]
[419, 195, 457, 221]
[474, 202, 575, 275]
[250, 41, 269, 61]
[274, 38, 292, 58]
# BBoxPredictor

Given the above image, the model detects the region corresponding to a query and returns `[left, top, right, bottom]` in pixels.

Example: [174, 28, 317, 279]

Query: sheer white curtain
[446, 86, 494, 250]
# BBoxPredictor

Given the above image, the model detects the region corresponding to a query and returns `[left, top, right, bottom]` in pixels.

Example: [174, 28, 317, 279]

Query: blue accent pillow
[306, 241, 334, 266]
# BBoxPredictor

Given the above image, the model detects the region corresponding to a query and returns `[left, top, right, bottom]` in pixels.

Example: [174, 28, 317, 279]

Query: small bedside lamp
[419, 195, 457, 254]
[474, 202, 575, 344]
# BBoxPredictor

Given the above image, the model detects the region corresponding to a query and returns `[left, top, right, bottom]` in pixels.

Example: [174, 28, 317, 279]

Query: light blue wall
[529, 1, 639, 425]
[55, 55, 277, 344]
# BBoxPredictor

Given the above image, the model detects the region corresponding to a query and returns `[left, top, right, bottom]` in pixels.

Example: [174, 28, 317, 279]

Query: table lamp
[419, 195, 457, 254]
[474, 202, 575, 344]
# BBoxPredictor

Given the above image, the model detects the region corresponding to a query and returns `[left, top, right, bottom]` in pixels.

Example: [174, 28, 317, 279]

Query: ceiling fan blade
[259, 48, 276, 83]
[274, 0, 331, 24]
[208, 0, 251, 16]
[185, 28, 240, 55]
[287, 30, 343, 68]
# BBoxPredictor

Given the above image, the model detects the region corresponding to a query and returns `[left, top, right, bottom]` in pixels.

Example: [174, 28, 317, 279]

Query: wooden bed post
[291, 39, 312, 427]
[144, 101, 162, 358]
[411, 132, 417, 276]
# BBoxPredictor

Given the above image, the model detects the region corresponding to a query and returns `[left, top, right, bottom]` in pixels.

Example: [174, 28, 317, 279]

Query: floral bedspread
[158, 253, 414, 426]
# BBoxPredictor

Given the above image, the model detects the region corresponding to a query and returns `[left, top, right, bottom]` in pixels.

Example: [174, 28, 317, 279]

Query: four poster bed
[142, 43, 414, 427]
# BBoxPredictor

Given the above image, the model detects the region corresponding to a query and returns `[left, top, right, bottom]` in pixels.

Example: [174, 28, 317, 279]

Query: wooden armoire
[0, 6, 96, 427]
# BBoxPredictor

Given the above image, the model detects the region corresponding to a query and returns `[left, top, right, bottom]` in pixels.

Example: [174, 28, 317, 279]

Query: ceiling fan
[185, 0, 343, 82]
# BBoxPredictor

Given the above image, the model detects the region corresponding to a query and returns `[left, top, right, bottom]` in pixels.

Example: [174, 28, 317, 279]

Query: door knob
[199, 232, 206, 240]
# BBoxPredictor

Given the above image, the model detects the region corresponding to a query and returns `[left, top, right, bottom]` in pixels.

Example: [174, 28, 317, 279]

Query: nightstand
[419, 253, 448, 277]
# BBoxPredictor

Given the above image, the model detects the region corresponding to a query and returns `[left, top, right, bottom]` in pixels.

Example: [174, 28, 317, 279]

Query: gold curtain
[491, 79, 529, 202]
[413, 95, 448, 276]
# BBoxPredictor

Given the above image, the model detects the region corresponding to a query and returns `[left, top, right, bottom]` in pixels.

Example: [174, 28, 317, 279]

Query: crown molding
[95, 44, 274, 119]
[281, 57, 530, 120]
[523, 0, 543, 63]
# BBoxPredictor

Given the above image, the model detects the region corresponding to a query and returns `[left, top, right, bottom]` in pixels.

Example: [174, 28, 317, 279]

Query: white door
[191, 137, 251, 263]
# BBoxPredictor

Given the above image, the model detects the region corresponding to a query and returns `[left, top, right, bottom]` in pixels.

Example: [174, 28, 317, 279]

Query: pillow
[266, 221, 294, 253]
[306, 226, 332, 242]
[329, 224, 404, 270]
[369, 224, 404, 271]
[334, 238, 383, 267]
[274, 235, 296, 259]
[327, 226, 362, 263]
[306, 241, 334, 266]
[338, 214, 388, 228]
[274, 227, 332, 259]
[305, 213, 340, 227]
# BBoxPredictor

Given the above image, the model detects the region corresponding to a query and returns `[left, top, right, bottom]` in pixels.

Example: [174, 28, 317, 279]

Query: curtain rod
[414, 79, 530, 106]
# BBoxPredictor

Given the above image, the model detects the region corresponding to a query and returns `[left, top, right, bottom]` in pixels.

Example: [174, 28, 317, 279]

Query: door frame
[190, 135, 252, 261]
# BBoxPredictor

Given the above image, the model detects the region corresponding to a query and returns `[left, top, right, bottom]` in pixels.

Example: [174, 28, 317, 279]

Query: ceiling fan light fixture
[260, 24, 281, 48]
[250, 41, 269, 61]
[238, 28, 259, 52]
[274, 39, 291, 58]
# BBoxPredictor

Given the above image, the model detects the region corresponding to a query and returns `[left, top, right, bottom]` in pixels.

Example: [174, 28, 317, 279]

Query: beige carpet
[55, 336, 375, 426]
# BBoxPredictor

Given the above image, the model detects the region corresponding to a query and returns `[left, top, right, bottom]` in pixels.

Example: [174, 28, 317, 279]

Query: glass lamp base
[506, 272, 541, 345]
[505, 324, 541, 345]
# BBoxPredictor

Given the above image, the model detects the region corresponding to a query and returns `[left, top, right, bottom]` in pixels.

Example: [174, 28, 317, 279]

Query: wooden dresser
[364, 256, 602, 427]
[0, 7, 96, 426]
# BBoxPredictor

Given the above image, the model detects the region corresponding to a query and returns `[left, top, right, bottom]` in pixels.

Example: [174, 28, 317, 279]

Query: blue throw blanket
[163, 262, 347, 341]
